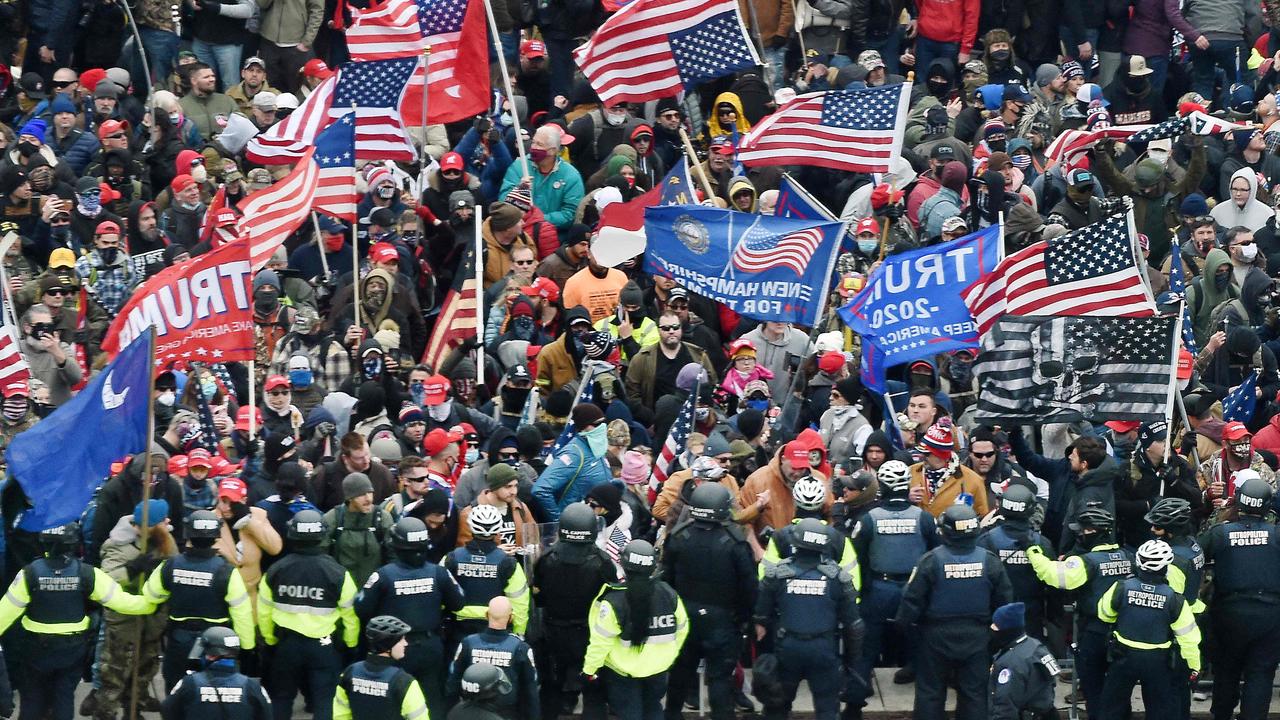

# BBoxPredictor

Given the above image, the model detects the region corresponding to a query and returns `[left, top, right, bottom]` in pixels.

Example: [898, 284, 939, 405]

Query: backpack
[328, 504, 388, 549]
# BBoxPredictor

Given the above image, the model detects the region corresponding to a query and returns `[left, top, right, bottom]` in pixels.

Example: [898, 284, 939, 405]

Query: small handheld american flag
[648, 378, 700, 503]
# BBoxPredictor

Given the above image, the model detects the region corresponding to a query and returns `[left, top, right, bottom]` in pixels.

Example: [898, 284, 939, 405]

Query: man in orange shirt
[562, 240, 628, 323]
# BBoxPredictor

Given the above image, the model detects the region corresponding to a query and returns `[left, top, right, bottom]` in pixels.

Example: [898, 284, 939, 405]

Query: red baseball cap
[818, 352, 845, 375]
[96, 119, 128, 141]
[211, 456, 237, 477]
[520, 39, 547, 58]
[709, 136, 735, 155]
[370, 242, 400, 264]
[440, 152, 464, 172]
[264, 374, 291, 392]
[423, 374, 451, 406]
[98, 182, 121, 204]
[784, 441, 811, 470]
[218, 477, 248, 502]
[520, 276, 560, 303]
[855, 217, 880, 236]
[302, 58, 334, 79]
[1177, 347, 1193, 380]
[167, 455, 189, 476]
[1223, 421, 1252, 442]
[1, 381, 28, 398]
[171, 174, 197, 193]
[187, 448, 214, 469]
[1103, 420, 1141, 434]
[211, 207, 238, 227]
[235, 405, 264, 431]
[95, 220, 121, 236]
[422, 428, 462, 456]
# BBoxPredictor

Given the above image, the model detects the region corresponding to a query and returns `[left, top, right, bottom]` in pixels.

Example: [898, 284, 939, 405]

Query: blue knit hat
[992, 602, 1026, 631]
[49, 95, 76, 116]
[133, 499, 170, 527]
[17, 119, 46, 141]
[1179, 193, 1209, 217]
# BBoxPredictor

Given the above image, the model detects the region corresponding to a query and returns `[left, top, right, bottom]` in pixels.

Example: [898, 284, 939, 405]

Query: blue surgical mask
[288, 369, 313, 388]
[857, 240, 878, 255]
[200, 379, 217, 399]
[746, 398, 770, 411]
[464, 448, 480, 464]
[583, 423, 609, 457]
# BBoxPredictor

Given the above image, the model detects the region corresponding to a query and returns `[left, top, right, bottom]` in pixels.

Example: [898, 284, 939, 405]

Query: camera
[31, 322, 56, 340]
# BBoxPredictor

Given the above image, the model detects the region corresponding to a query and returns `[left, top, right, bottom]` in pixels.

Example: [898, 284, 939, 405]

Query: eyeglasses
[267, 389, 290, 396]
[668, 302, 688, 310]
[660, 111, 680, 119]
[970, 450, 997, 459]
[1232, 185, 1252, 193]
[104, 133, 125, 140]
[52, 80, 75, 89]
[658, 324, 681, 331]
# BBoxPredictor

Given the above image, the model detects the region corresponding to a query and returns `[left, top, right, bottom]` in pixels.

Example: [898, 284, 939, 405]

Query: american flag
[602, 524, 631, 566]
[731, 222, 824, 276]
[198, 186, 230, 246]
[0, 321, 30, 395]
[193, 389, 223, 453]
[1047, 111, 1251, 166]
[738, 85, 912, 173]
[236, 148, 320, 271]
[1167, 243, 1197, 355]
[1222, 369, 1258, 423]
[573, 0, 760, 106]
[550, 376, 595, 456]
[245, 57, 419, 164]
[649, 377, 699, 503]
[345, 0, 424, 60]
[312, 113, 358, 222]
[973, 316, 1176, 425]
[421, 230, 478, 370]
[962, 215, 1155, 336]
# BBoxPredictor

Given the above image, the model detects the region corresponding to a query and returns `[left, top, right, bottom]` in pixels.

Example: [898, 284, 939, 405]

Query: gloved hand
[239, 647, 261, 677]
[473, 115, 492, 135]
[767, 34, 788, 49]
[125, 555, 160, 578]
[1189, 669, 1200, 685]
[230, 501, 251, 528]
[1025, 544, 1045, 558]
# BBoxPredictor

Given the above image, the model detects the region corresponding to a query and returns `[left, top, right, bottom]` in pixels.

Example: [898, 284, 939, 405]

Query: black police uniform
[1165, 532, 1204, 720]
[448, 628, 540, 720]
[754, 555, 861, 720]
[161, 663, 273, 720]
[988, 635, 1059, 720]
[153, 549, 242, 690]
[978, 520, 1055, 639]
[447, 700, 507, 720]
[443, 539, 522, 647]
[1098, 575, 1194, 720]
[662, 519, 757, 720]
[1201, 512, 1280, 720]
[896, 541, 1012, 720]
[1063, 545, 1133, 720]
[357, 557, 465, 720]
[530, 539, 615, 720]
[337, 655, 421, 718]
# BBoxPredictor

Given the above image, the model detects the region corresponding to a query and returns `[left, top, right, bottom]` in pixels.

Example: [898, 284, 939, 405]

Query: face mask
[169, 112, 182, 126]
[324, 234, 345, 252]
[1239, 243, 1259, 262]
[990, 49, 1011, 62]
[99, 247, 119, 264]
[2, 398, 26, 421]
[1215, 271, 1231, 291]
[949, 357, 974, 385]
[695, 407, 710, 421]
[157, 391, 175, 407]
[16, 141, 36, 157]
[1011, 153, 1032, 169]
[1148, 149, 1169, 166]
[200, 379, 217, 399]
[253, 289, 279, 314]
[513, 315, 534, 339]
[32, 402, 54, 418]
[604, 111, 626, 126]
[410, 381, 426, 406]
[987, 139, 1006, 153]
[289, 369, 313, 388]
[1124, 75, 1148, 93]
[464, 447, 480, 464]
[583, 423, 609, 457]
[79, 192, 101, 215]
[191, 165, 208, 184]
[857, 239, 877, 255]
[746, 398, 770, 411]
[363, 356, 384, 378]
[51, 226, 69, 242]
[106, 173, 128, 187]
[377, 184, 396, 199]
[501, 386, 530, 410]
[529, 147, 550, 163]
[428, 400, 452, 421]
[1231, 440, 1251, 459]
[927, 78, 950, 97]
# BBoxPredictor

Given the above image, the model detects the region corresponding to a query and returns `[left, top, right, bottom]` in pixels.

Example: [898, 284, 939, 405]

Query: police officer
[161, 626, 273, 720]
[754, 517, 863, 720]
[848, 459, 935, 717]
[896, 504, 1012, 720]
[333, 615, 429, 720]
[1025, 506, 1132, 720]
[662, 483, 757, 720]
[987, 602, 1058, 720]
[531, 502, 615, 720]
[978, 485, 1055, 639]
[1145, 497, 1204, 720]
[258, 509, 361, 720]
[1200, 477, 1280, 720]
[0, 522, 152, 720]
[582, 540, 689, 720]
[1097, 539, 1201, 720]
[357, 517, 465, 720]
[444, 504, 530, 652]
[448, 663, 512, 720]
[145, 509, 256, 690]
[448, 597, 540, 720]
[761, 475, 860, 591]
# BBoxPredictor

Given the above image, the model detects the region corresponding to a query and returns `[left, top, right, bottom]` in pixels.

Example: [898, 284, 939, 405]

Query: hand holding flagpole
[481, 0, 529, 179]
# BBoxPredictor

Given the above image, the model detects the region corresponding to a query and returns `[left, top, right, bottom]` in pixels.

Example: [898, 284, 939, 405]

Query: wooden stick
[482, 0, 530, 179]
[678, 127, 717, 202]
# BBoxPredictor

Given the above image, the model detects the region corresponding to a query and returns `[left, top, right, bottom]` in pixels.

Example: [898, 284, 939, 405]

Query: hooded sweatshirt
[727, 175, 758, 212]
[125, 200, 170, 278]
[707, 92, 752, 141]
[1211, 168, 1272, 232]
[1188, 248, 1237, 346]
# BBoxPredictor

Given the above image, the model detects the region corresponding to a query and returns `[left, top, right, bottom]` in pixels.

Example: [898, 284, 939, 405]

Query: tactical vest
[449, 545, 509, 609]
[24, 558, 93, 630]
[979, 525, 1045, 601]
[163, 553, 234, 622]
[369, 561, 450, 632]
[1080, 547, 1133, 625]
[925, 545, 993, 619]
[1212, 520, 1280, 597]
[264, 554, 346, 613]
[604, 582, 682, 646]
[338, 659, 415, 718]
[773, 522, 843, 565]
[463, 631, 525, 707]
[535, 545, 612, 624]
[1168, 536, 1205, 600]
[1113, 577, 1180, 646]
[866, 505, 928, 576]
[182, 670, 257, 720]
[773, 562, 842, 637]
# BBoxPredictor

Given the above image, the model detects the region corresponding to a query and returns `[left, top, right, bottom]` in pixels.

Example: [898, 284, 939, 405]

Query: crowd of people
[3, 0, 1280, 719]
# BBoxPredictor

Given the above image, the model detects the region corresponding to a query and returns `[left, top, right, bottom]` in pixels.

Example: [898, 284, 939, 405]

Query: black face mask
[254, 289, 279, 314]
[1215, 271, 1231, 291]
[987, 139, 1006, 153]
[500, 386, 531, 410]
[989, 627, 1021, 654]
[33, 402, 54, 418]
[16, 142, 36, 158]
[927, 78, 951, 97]
[1124, 75, 1149, 94]
[99, 247, 119, 264]
[989, 49, 1011, 69]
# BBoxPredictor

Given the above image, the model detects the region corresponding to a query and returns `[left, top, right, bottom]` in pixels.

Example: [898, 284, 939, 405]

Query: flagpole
[310, 212, 331, 281]
[1162, 313, 1183, 465]
[419, 45, 432, 180]
[1173, 390, 1201, 471]
[352, 104, 362, 342]
[678, 128, 717, 202]
[790, 0, 809, 62]
[0, 232, 21, 331]
[740, 0, 774, 94]
[875, 185, 895, 262]
[481, 0, 530, 178]
[997, 210, 1006, 261]
[127, 328, 158, 720]
[474, 203, 486, 380]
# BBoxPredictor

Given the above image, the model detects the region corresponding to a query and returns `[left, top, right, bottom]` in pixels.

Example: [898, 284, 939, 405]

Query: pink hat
[621, 450, 650, 485]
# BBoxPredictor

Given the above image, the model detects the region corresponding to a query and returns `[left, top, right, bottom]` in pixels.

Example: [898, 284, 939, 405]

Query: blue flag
[9, 333, 153, 531]
[839, 226, 1001, 391]
[643, 205, 844, 325]
[1222, 370, 1258, 423]
[775, 174, 854, 253]
[1168, 243, 1198, 355]
[550, 372, 596, 455]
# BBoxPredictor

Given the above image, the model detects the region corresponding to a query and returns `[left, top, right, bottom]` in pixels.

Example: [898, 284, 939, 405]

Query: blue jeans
[913, 36, 959, 81]
[863, 29, 903, 75]
[763, 44, 787, 94]
[1191, 40, 1243, 105]
[488, 29, 519, 69]
[1143, 53, 1169, 104]
[135, 27, 181, 86]
[192, 38, 242, 92]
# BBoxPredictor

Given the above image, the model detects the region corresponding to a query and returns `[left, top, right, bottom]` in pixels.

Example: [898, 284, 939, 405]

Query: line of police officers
[0, 463, 1275, 720]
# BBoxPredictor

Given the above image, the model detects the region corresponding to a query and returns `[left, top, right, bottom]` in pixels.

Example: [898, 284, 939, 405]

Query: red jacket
[522, 206, 560, 260]
[1254, 413, 1280, 457]
[916, 0, 981, 54]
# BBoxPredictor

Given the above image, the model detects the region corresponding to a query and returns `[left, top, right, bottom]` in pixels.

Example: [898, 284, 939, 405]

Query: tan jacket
[455, 499, 538, 547]
[736, 449, 832, 534]
[909, 462, 990, 518]
[214, 506, 283, 619]
[483, 219, 537, 285]
[651, 469, 740, 523]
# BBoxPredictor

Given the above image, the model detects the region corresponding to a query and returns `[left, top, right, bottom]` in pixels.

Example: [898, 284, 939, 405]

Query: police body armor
[1214, 519, 1280, 598]
[182, 671, 258, 720]
[536, 545, 613, 625]
[1113, 578, 1181, 647]
[772, 522, 844, 566]
[449, 544, 510, 609]
[923, 546, 993, 619]
[265, 554, 346, 616]
[773, 562, 842, 639]
[979, 524, 1046, 602]
[1168, 536, 1205, 599]
[163, 553, 234, 624]
[1080, 548, 1133, 627]
[866, 505, 928, 578]
[24, 558, 94, 633]
[370, 562, 451, 633]
[338, 658, 416, 718]
[601, 583, 682, 646]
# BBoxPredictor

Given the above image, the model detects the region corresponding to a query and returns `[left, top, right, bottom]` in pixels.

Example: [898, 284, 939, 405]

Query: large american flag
[573, 0, 760, 106]
[236, 148, 320, 270]
[312, 113, 358, 222]
[738, 85, 912, 173]
[1047, 111, 1251, 166]
[648, 377, 699, 503]
[1222, 369, 1259, 423]
[245, 57, 419, 164]
[421, 230, 478, 370]
[962, 215, 1155, 336]
[731, 221, 824, 276]
[345, 0, 425, 60]
[0, 321, 30, 394]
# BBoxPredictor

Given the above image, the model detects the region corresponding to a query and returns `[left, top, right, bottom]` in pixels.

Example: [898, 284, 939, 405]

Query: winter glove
[230, 501, 251, 529]
[125, 555, 160, 578]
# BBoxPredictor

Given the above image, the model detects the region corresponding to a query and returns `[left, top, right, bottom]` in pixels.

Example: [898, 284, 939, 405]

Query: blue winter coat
[46, 127, 101, 176]
[531, 436, 611, 522]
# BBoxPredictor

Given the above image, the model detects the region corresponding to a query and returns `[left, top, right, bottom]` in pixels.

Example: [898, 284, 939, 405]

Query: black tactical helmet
[1068, 506, 1114, 534]
[1236, 477, 1274, 516]
[1144, 497, 1192, 530]
[689, 483, 732, 522]
[558, 503, 598, 544]
[998, 485, 1035, 520]
[185, 510, 222, 540]
[366, 615, 412, 653]
[620, 539, 658, 577]
[200, 626, 241, 659]
[791, 518, 831, 553]
[391, 517, 430, 550]
[460, 662, 513, 700]
[287, 509, 326, 543]
[939, 504, 980, 541]
[40, 522, 80, 550]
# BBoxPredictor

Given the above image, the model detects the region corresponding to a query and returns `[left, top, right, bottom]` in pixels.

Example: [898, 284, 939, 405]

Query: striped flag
[198, 185, 229, 245]
[312, 113, 359, 222]
[602, 523, 630, 565]
[345, 0, 424, 60]
[237, 148, 320, 270]
[730, 223, 824, 276]
[421, 234, 478, 371]
[550, 377, 596, 455]
[1167, 243, 1197, 355]
[1047, 111, 1252, 166]
[1222, 370, 1259, 423]
[573, 0, 760, 106]
[962, 215, 1156, 336]
[738, 85, 912, 173]
[0, 321, 30, 395]
[649, 377, 699, 503]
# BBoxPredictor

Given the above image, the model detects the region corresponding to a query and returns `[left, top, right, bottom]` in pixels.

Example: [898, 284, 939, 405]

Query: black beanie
[834, 377, 862, 405]
[735, 409, 765, 442]
[515, 425, 543, 458]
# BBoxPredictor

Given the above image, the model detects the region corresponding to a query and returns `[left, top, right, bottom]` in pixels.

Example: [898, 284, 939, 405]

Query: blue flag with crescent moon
[8, 333, 154, 531]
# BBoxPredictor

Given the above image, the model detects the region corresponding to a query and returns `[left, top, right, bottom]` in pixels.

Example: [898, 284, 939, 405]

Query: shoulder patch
[362, 571, 380, 590]
[1065, 557, 1083, 570]
[997, 668, 1012, 684]
[558, 453, 573, 466]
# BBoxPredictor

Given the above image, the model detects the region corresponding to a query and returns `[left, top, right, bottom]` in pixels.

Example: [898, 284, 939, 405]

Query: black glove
[487, 128, 501, 145]
[881, 202, 904, 219]
[229, 501, 250, 526]
[473, 115, 492, 135]
[125, 555, 159, 578]
[239, 647, 261, 677]
[767, 34, 789, 49]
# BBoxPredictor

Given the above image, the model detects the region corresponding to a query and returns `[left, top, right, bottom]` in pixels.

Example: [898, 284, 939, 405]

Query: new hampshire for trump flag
[972, 315, 1176, 425]
[8, 332, 153, 531]
[643, 205, 843, 325]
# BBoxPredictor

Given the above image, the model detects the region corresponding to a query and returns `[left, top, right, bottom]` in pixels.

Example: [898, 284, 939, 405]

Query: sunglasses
[970, 450, 997, 459]
[514, 259, 536, 266]
[44, 288, 68, 297]
[104, 133, 125, 140]
[52, 80, 75, 89]
[668, 302, 688, 310]
[498, 451, 520, 460]
[402, 473, 430, 483]
[658, 324, 681, 331]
